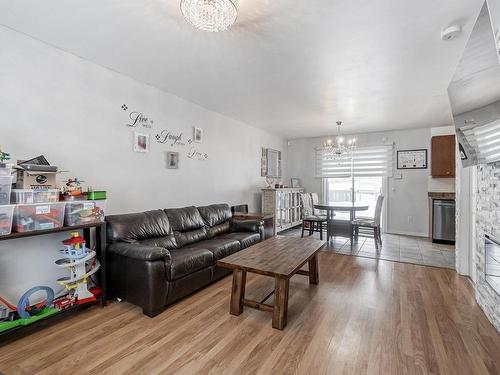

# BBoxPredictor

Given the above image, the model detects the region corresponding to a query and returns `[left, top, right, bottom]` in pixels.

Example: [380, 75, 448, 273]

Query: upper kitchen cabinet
[431, 135, 456, 177]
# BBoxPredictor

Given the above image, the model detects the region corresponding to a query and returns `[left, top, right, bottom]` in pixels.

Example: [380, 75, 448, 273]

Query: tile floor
[281, 228, 455, 269]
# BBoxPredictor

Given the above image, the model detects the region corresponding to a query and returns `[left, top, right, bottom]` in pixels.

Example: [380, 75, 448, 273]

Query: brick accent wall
[475, 161, 500, 332]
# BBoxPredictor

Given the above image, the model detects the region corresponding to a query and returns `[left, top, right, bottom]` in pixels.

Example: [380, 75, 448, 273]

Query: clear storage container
[13, 202, 66, 232]
[0, 164, 12, 177]
[11, 189, 60, 204]
[65, 200, 106, 226]
[0, 205, 15, 236]
[0, 176, 13, 205]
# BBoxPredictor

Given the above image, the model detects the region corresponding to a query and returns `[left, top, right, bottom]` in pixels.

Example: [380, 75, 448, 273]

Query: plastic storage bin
[0, 205, 15, 236]
[0, 164, 12, 177]
[0, 176, 13, 205]
[11, 189, 60, 204]
[13, 202, 66, 232]
[65, 200, 106, 226]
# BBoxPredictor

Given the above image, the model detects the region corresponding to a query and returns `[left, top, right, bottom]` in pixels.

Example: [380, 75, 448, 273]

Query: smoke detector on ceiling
[441, 25, 462, 41]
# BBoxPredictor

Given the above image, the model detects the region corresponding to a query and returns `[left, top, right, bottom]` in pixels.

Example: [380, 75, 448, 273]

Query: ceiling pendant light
[180, 0, 238, 32]
[322, 121, 357, 160]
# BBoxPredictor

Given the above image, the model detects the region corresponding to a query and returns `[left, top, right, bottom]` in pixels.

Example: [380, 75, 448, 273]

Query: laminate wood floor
[1, 252, 499, 375]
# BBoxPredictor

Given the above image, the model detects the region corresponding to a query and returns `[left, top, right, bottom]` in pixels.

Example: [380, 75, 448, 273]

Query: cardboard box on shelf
[16, 170, 58, 189]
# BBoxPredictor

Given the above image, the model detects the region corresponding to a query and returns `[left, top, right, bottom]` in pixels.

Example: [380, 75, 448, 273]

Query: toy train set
[0, 233, 102, 333]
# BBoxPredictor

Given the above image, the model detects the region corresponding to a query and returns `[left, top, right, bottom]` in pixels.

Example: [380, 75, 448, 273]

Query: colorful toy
[53, 296, 73, 310]
[65, 201, 105, 226]
[0, 145, 10, 163]
[15, 204, 64, 232]
[0, 287, 58, 333]
[62, 178, 85, 200]
[0, 232, 103, 333]
[86, 190, 107, 200]
[55, 232, 100, 304]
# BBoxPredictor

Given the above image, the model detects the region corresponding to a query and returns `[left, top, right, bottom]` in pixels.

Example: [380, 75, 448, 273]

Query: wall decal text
[155, 130, 186, 146]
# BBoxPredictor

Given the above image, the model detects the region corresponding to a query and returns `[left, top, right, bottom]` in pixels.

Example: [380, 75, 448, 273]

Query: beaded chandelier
[180, 0, 238, 32]
[322, 121, 357, 160]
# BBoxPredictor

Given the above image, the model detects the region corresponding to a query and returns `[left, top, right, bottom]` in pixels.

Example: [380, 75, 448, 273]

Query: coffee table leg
[272, 277, 289, 330]
[230, 269, 246, 316]
[308, 254, 319, 285]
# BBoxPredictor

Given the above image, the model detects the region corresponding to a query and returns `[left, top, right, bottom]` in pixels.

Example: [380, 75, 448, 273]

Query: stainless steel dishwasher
[432, 199, 455, 244]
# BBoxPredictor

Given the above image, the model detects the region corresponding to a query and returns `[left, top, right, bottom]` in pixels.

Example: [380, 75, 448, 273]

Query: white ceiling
[0, 0, 483, 138]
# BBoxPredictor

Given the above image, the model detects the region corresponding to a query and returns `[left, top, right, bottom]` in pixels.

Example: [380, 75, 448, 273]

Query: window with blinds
[315, 145, 394, 178]
[467, 120, 500, 163]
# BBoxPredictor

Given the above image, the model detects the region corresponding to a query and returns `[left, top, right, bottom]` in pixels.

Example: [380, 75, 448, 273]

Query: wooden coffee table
[217, 236, 325, 330]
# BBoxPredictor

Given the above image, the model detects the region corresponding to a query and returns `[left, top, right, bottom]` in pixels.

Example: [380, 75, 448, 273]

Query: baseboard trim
[385, 230, 429, 238]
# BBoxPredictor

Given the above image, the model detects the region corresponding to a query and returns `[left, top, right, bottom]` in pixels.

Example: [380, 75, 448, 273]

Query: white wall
[287, 126, 454, 237]
[0, 26, 286, 302]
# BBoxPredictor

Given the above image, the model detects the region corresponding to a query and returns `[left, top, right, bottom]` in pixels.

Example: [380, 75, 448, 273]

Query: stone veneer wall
[475, 161, 500, 332]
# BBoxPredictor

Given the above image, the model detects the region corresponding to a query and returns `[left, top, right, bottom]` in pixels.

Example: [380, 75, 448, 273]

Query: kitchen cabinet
[431, 135, 456, 178]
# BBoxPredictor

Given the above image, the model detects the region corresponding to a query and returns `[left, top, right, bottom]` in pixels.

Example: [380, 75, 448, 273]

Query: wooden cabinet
[431, 135, 456, 178]
[261, 188, 303, 234]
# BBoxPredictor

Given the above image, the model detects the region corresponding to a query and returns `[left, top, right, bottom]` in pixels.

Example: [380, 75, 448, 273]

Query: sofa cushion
[206, 221, 231, 239]
[165, 206, 207, 247]
[198, 204, 232, 239]
[217, 232, 261, 249]
[196, 238, 240, 261]
[167, 246, 214, 281]
[106, 210, 174, 245]
[166, 206, 205, 231]
[198, 204, 232, 227]
[139, 236, 177, 250]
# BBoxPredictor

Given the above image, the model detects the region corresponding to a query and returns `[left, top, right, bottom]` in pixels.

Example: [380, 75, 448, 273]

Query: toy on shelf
[0, 145, 10, 163]
[55, 232, 100, 304]
[65, 200, 106, 226]
[86, 189, 107, 201]
[0, 287, 58, 333]
[14, 202, 66, 232]
[61, 178, 85, 201]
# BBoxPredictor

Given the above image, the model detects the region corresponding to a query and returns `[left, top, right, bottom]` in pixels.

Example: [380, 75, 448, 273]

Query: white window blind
[316, 145, 393, 178]
[466, 120, 500, 163]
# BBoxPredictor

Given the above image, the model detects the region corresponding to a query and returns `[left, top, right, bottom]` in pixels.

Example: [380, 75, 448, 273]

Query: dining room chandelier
[180, 0, 238, 32]
[322, 121, 357, 159]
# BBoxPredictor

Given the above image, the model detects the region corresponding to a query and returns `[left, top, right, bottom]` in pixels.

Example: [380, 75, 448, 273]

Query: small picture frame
[290, 178, 301, 188]
[166, 152, 179, 169]
[193, 127, 203, 143]
[133, 132, 149, 153]
[397, 149, 428, 169]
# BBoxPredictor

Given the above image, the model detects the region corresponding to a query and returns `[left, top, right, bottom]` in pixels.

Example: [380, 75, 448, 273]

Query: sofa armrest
[230, 219, 265, 241]
[108, 242, 171, 262]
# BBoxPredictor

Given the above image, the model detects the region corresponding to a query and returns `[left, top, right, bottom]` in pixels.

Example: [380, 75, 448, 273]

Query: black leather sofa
[106, 203, 264, 317]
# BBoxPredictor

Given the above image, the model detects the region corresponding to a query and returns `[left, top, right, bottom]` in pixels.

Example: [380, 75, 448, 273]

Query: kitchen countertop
[428, 192, 455, 200]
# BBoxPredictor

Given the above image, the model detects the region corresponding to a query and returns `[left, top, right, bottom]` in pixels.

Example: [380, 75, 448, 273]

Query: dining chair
[231, 204, 249, 214]
[310, 192, 327, 216]
[352, 195, 384, 249]
[300, 193, 327, 240]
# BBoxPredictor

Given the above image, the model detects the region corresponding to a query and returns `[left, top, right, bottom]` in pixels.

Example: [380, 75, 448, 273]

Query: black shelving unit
[0, 222, 107, 345]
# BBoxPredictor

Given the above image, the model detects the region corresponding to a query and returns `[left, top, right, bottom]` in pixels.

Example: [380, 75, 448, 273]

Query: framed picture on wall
[397, 149, 428, 169]
[193, 127, 203, 143]
[166, 152, 179, 169]
[133, 132, 150, 153]
[291, 178, 301, 188]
